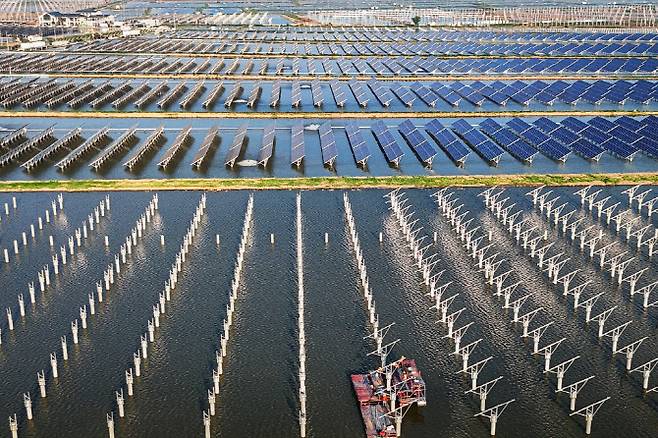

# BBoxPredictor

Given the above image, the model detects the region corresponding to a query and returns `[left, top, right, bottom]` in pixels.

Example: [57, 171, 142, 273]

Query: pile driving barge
[351, 357, 426, 437]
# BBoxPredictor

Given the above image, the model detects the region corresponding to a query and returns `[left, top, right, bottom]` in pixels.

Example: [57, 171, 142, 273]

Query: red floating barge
[351, 357, 426, 438]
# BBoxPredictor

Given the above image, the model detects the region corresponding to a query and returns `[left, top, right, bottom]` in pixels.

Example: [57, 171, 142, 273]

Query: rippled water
[0, 187, 656, 437]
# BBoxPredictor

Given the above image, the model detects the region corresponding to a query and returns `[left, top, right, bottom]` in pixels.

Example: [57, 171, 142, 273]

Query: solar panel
[290, 123, 305, 166]
[318, 122, 338, 168]
[371, 121, 403, 166]
[450, 119, 504, 165]
[55, 127, 107, 171]
[398, 119, 437, 166]
[311, 80, 324, 107]
[191, 126, 219, 168]
[389, 83, 415, 107]
[307, 59, 318, 75]
[478, 118, 537, 163]
[202, 81, 224, 109]
[425, 119, 470, 165]
[270, 80, 281, 107]
[0, 125, 27, 150]
[247, 81, 262, 108]
[505, 117, 571, 162]
[345, 122, 370, 166]
[531, 117, 604, 160]
[366, 80, 393, 107]
[124, 126, 165, 170]
[588, 117, 648, 156]
[329, 80, 347, 107]
[157, 126, 191, 169]
[291, 80, 301, 108]
[560, 117, 635, 160]
[224, 82, 243, 108]
[556, 80, 590, 104]
[225, 124, 247, 167]
[449, 82, 486, 106]
[257, 125, 275, 166]
[179, 80, 205, 109]
[349, 81, 369, 108]
[580, 80, 612, 104]
[23, 127, 82, 172]
[410, 83, 440, 107]
[430, 83, 462, 106]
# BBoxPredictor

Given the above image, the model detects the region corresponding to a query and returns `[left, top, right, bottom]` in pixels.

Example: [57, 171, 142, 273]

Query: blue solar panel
[614, 116, 643, 132]
[449, 82, 486, 106]
[345, 122, 370, 165]
[425, 119, 470, 165]
[451, 119, 504, 164]
[257, 125, 275, 166]
[389, 83, 415, 107]
[329, 80, 346, 107]
[580, 81, 612, 104]
[371, 121, 404, 165]
[290, 123, 305, 166]
[561, 118, 636, 160]
[430, 83, 461, 106]
[479, 118, 537, 163]
[410, 83, 440, 107]
[367, 80, 393, 107]
[531, 117, 604, 160]
[506, 118, 571, 162]
[349, 80, 369, 108]
[318, 122, 338, 167]
[398, 119, 437, 166]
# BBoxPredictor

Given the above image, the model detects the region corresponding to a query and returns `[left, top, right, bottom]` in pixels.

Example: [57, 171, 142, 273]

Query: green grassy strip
[0, 173, 657, 192]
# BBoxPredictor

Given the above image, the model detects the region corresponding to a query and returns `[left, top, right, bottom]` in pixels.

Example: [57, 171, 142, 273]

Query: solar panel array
[191, 126, 219, 168]
[398, 119, 437, 166]
[344, 123, 371, 166]
[290, 123, 305, 166]
[348, 80, 369, 108]
[329, 80, 347, 107]
[2, 77, 658, 113]
[451, 119, 505, 164]
[410, 83, 440, 107]
[5, 52, 656, 77]
[318, 122, 338, 167]
[124, 126, 165, 170]
[424, 119, 470, 165]
[310, 80, 324, 107]
[225, 124, 248, 167]
[258, 125, 276, 166]
[390, 83, 415, 107]
[0, 116, 657, 173]
[269, 80, 281, 107]
[371, 120, 404, 165]
[478, 118, 538, 163]
[157, 126, 192, 169]
[291, 80, 302, 107]
[560, 117, 639, 160]
[506, 118, 571, 162]
[127, 29, 658, 45]
[367, 80, 393, 107]
[531, 117, 605, 161]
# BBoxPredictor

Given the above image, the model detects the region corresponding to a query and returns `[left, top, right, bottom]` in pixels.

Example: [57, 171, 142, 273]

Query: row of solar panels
[3, 77, 656, 111]
[375, 115, 658, 166]
[1, 116, 655, 172]
[163, 29, 658, 44]
[2, 53, 657, 77]
[68, 39, 658, 57]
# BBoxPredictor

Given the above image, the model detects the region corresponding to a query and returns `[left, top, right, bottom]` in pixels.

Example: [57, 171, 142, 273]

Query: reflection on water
[0, 187, 656, 437]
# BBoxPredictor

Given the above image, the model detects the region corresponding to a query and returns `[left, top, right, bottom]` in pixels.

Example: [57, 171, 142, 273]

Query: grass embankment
[1, 173, 657, 192]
